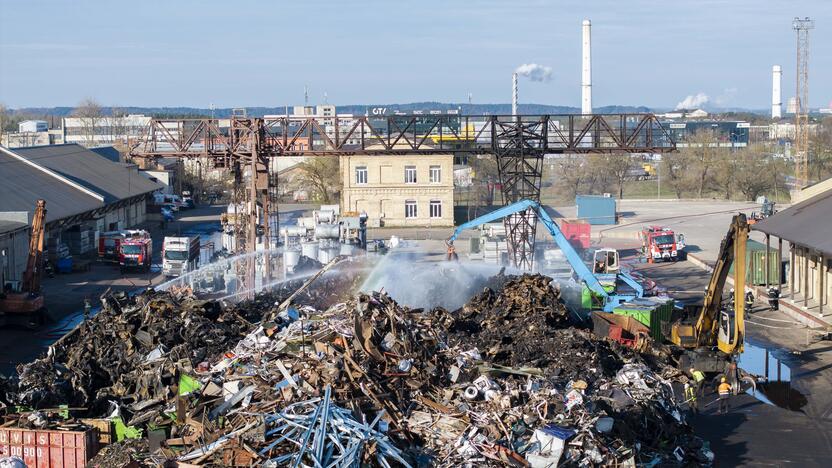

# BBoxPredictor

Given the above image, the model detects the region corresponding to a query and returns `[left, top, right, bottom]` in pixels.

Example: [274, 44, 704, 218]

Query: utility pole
[793, 17, 814, 189]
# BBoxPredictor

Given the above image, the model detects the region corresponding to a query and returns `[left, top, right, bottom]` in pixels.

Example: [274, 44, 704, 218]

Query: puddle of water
[739, 341, 807, 411]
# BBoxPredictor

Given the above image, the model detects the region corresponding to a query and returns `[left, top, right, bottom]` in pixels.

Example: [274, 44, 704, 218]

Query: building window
[429, 165, 441, 183]
[404, 165, 417, 184]
[355, 166, 368, 184]
[430, 200, 442, 218]
[405, 200, 417, 219]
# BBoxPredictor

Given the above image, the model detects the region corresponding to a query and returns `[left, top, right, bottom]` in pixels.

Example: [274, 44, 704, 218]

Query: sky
[0, 0, 831, 110]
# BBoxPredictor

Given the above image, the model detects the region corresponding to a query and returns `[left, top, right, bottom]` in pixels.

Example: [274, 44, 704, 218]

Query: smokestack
[772, 65, 782, 119]
[512, 72, 518, 116]
[582, 19, 592, 115]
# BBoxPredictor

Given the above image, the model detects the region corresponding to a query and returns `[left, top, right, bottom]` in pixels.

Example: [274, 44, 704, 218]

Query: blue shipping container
[576, 195, 616, 225]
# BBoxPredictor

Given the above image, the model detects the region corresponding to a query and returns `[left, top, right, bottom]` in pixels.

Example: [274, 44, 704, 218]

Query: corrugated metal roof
[0, 220, 29, 235]
[752, 189, 832, 257]
[0, 148, 103, 223]
[13, 144, 160, 203]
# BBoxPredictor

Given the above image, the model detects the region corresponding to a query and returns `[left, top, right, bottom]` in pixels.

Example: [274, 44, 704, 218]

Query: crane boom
[22, 199, 46, 294]
[447, 199, 643, 309]
[671, 213, 748, 355]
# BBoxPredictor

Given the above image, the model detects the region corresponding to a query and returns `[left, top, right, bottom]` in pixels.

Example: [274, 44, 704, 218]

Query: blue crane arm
[446, 199, 539, 244]
[446, 199, 609, 299]
[534, 204, 609, 299]
[618, 271, 644, 297]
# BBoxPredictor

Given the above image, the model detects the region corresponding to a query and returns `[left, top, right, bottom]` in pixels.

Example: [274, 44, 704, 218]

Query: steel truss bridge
[129, 114, 675, 294]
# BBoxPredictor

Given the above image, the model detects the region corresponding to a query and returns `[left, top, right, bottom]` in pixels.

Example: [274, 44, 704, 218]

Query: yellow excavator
[0, 199, 48, 328]
[670, 213, 748, 374]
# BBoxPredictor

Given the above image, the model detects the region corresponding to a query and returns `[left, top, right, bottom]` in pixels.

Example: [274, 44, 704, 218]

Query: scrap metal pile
[0, 272, 712, 467]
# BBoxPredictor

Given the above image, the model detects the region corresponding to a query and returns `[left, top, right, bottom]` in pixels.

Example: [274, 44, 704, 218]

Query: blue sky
[0, 0, 830, 109]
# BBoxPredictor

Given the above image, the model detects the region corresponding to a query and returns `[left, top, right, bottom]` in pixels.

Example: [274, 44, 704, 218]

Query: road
[626, 256, 832, 466]
[0, 204, 225, 375]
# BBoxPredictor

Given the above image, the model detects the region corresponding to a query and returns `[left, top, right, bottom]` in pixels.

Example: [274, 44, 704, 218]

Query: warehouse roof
[0, 144, 161, 225]
[0, 220, 29, 235]
[753, 188, 832, 257]
[12, 144, 159, 204]
[0, 147, 102, 223]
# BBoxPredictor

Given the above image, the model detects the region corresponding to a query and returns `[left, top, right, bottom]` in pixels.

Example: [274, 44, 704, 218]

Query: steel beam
[129, 113, 676, 273]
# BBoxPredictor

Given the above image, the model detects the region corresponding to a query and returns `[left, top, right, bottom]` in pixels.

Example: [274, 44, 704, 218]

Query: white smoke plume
[675, 92, 709, 110]
[515, 63, 553, 82]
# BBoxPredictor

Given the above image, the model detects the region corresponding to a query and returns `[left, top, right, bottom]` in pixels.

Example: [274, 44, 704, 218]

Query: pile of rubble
[1, 273, 712, 466]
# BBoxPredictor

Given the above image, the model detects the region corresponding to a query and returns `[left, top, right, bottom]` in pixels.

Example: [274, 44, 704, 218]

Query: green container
[582, 284, 616, 310]
[728, 239, 782, 286]
[613, 297, 674, 341]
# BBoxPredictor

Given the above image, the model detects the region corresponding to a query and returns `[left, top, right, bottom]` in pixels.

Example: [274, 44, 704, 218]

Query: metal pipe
[766, 234, 770, 288]
[790, 243, 795, 300]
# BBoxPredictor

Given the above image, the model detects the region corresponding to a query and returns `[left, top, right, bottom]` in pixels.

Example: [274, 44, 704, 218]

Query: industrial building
[0, 219, 29, 291]
[340, 153, 454, 227]
[61, 114, 151, 146]
[753, 179, 832, 321]
[662, 120, 750, 147]
[0, 144, 161, 265]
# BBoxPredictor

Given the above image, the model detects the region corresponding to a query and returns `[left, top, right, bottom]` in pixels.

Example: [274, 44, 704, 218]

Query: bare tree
[809, 117, 832, 182]
[550, 154, 586, 201]
[661, 152, 693, 199]
[733, 145, 774, 201]
[713, 153, 739, 200]
[681, 130, 724, 198]
[600, 154, 635, 199]
[0, 103, 7, 142]
[73, 98, 103, 146]
[296, 157, 341, 203]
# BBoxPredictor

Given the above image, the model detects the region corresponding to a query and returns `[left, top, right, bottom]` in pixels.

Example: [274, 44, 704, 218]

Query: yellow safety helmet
[721, 377, 726, 382]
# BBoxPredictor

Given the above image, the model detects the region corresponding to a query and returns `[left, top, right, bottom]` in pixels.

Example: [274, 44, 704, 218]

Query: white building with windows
[62, 114, 151, 146]
[340, 153, 454, 227]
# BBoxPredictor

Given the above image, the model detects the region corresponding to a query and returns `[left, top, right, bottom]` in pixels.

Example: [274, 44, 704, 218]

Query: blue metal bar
[447, 199, 609, 299]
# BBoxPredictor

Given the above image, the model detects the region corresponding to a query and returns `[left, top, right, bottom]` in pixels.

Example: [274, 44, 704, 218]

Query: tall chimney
[512, 72, 518, 116]
[581, 19, 592, 115]
[771, 65, 782, 119]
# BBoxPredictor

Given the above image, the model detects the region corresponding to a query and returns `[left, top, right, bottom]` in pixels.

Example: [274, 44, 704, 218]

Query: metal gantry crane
[130, 113, 675, 295]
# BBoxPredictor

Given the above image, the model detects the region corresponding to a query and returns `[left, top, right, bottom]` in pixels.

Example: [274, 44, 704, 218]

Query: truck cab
[162, 236, 200, 277]
[118, 230, 152, 272]
[641, 226, 685, 263]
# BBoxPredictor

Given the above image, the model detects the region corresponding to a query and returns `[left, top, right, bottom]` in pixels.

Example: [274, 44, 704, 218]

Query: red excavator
[0, 199, 48, 328]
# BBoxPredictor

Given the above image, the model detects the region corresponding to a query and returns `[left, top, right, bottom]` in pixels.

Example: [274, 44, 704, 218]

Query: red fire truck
[640, 226, 685, 263]
[119, 230, 153, 272]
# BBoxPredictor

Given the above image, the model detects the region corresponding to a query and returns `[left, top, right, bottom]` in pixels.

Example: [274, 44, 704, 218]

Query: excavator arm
[22, 200, 47, 294]
[672, 213, 747, 354]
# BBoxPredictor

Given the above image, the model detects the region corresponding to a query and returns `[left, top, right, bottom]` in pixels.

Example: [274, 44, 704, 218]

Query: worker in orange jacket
[717, 377, 732, 414]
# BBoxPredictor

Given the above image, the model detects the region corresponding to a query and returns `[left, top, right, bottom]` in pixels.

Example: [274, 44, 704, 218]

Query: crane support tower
[793, 16, 814, 189]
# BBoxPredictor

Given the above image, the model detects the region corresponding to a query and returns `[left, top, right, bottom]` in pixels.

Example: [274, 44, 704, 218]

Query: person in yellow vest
[717, 377, 732, 414]
[689, 367, 706, 397]
[684, 382, 698, 415]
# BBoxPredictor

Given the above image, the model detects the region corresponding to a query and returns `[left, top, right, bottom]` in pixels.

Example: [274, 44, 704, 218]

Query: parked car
[182, 197, 195, 209]
[162, 202, 179, 212]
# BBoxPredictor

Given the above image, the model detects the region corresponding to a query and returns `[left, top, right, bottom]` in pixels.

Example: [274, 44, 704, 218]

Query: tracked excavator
[0, 199, 48, 328]
[670, 213, 751, 382]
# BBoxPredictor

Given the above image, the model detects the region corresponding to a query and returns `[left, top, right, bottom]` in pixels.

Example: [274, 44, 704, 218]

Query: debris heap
[1, 273, 712, 467]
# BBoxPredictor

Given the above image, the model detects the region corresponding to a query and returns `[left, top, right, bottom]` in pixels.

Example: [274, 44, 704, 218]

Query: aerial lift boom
[446, 199, 643, 311]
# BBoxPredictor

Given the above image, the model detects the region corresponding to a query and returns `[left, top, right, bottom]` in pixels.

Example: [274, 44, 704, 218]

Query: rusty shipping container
[0, 427, 99, 467]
